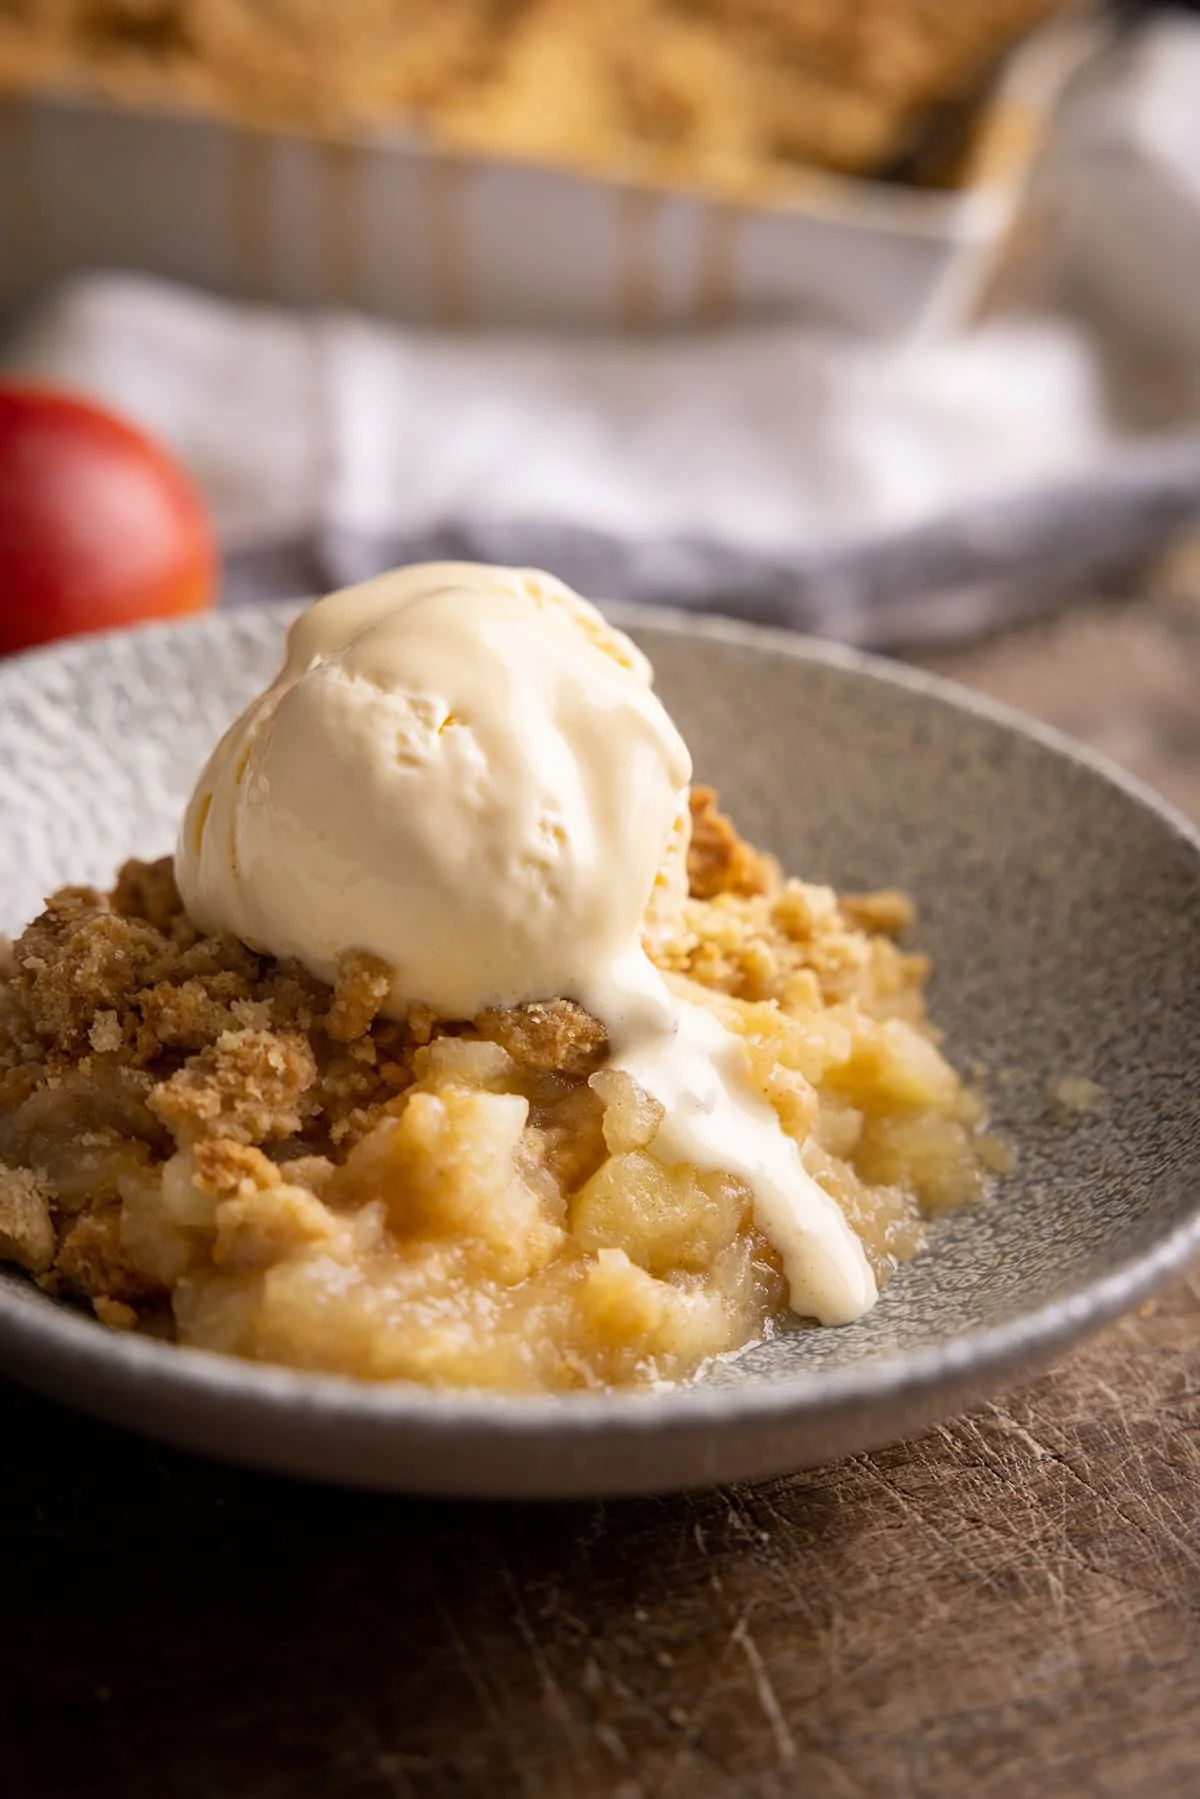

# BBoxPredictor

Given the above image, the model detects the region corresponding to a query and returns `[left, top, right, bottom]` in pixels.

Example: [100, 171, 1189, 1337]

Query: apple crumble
[0, 789, 997, 1391]
[0, 1, 1074, 188]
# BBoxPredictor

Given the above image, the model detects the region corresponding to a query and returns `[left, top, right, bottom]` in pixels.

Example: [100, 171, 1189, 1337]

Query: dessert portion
[0, 564, 999, 1391]
[0, 2, 1075, 189]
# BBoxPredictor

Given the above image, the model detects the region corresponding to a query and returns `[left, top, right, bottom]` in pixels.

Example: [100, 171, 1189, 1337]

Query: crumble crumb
[475, 1000, 609, 1076]
[976, 1135, 1018, 1175]
[193, 1139, 285, 1200]
[1049, 1076, 1105, 1114]
[841, 890, 915, 937]
[0, 1163, 55, 1273]
[327, 950, 393, 1043]
[89, 1010, 124, 1054]
[149, 1028, 319, 1146]
[404, 1003, 438, 1047]
[230, 998, 274, 1030]
[687, 787, 777, 900]
[110, 855, 187, 934]
[137, 972, 259, 1055]
[253, 960, 325, 1034]
[93, 1296, 138, 1330]
[15, 889, 166, 1050]
[52, 1207, 161, 1305]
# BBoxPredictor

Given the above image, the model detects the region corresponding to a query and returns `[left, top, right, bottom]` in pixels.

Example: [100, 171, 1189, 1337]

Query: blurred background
[1, 0, 1199, 812]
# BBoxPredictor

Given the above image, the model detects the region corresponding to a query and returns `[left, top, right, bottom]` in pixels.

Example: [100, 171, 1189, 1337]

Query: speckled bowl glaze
[0, 605, 1197, 1498]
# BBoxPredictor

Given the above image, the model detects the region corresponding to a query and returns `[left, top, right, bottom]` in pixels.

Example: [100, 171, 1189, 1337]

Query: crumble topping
[475, 1000, 609, 1077]
[686, 786, 776, 901]
[327, 951, 393, 1044]
[0, 793, 996, 1390]
[149, 1028, 321, 1148]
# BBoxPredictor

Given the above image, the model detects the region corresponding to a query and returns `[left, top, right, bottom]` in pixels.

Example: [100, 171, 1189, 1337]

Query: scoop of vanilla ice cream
[178, 559, 877, 1327]
[177, 563, 692, 1019]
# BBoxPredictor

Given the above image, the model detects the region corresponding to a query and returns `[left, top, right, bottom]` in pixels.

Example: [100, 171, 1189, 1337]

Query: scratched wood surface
[2, 570, 1199, 1799]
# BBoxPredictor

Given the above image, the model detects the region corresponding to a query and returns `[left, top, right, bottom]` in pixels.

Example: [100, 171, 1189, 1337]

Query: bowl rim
[0, 601, 1197, 1445]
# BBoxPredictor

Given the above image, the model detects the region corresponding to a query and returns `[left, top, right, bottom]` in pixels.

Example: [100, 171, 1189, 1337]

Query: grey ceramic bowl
[0, 605, 1197, 1498]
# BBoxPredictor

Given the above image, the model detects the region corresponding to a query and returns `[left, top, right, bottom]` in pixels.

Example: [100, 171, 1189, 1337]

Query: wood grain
[3, 571, 1199, 1799]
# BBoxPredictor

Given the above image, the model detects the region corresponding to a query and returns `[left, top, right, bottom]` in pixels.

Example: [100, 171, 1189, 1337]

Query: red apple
[0, 383, 216, 656]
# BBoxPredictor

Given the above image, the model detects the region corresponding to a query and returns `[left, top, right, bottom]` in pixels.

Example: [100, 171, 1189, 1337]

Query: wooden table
[3, 577, 1198, 1799]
